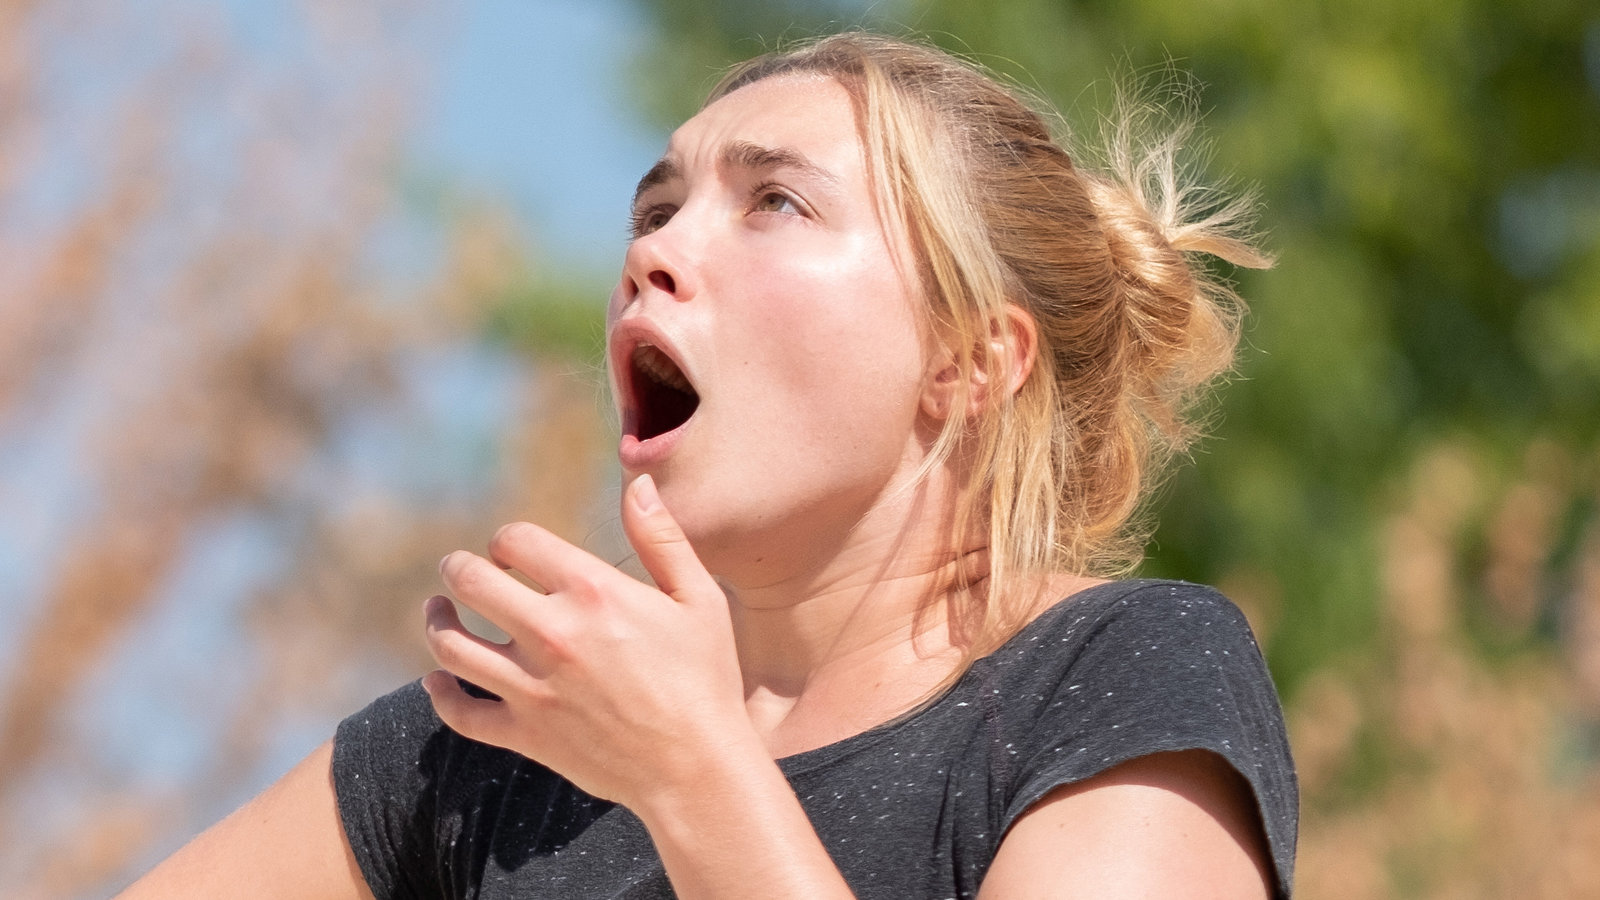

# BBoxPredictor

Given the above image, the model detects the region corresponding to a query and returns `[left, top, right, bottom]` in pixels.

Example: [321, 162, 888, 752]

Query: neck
[715, 531, 1105, 758]
[719, 466, 961, 673]
[727, 554, 962, 692]
[716, 496, 981, 755]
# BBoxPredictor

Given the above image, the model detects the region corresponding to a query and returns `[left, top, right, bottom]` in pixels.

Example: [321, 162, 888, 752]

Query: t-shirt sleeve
[1000, 582, 1298, 897]
[332, 679, 449, 900]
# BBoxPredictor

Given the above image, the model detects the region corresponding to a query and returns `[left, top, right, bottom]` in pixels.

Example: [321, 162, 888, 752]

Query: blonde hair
[709, 34, 1270, 655]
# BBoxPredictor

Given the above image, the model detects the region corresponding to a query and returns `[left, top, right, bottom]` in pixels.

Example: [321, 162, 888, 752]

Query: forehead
[662, 73, 864, 177]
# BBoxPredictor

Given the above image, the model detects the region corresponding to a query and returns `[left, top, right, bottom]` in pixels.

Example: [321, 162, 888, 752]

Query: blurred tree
[4, 0, 1594, 893]
[0, 3, 614, 897]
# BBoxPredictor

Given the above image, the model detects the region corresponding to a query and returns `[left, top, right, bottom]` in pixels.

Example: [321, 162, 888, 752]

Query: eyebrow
[720, 140, 840, 189]
[631, 158, 680, 207]
[630, 140, 841, 207]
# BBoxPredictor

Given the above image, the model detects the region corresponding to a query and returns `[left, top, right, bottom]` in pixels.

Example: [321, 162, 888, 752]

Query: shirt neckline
[773, 578, 1148, 776]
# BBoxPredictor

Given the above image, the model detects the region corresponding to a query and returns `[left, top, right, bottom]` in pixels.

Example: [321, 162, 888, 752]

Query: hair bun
[1079, 106, 1272, 448]
[709, 33, 1272, 609]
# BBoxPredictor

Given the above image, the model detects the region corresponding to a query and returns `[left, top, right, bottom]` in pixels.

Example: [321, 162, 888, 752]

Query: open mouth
[629, 342, 700, 440]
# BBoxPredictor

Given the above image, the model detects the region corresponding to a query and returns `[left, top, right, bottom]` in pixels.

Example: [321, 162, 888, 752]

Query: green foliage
[487, 273, 610, 365]
[629, 0, 1600, 697]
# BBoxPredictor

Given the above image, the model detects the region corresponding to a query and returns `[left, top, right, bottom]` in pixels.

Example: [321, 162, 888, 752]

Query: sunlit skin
[420, 73, 1267, 896]
[114, 73, 1271, 900]
[604, 73, 996, 748]
[423, 72, 1004, 790]
[610, 73, 942, 591]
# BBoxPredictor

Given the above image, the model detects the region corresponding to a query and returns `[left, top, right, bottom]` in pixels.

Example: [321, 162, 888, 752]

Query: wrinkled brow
[631, 140, 840, 207]
[720, 140, 840, 187]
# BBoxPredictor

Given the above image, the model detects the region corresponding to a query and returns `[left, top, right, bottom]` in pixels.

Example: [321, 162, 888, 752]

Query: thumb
[623, 474, 718, 602]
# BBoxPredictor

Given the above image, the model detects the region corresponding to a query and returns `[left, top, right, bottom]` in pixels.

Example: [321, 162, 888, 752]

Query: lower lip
[618, 419, 692, 470]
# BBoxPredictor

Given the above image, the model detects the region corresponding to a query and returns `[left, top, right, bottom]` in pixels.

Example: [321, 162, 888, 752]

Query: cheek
[757, 234, 922, 341]
[719, 230, 928, 427]
[752, 307, 927, 442]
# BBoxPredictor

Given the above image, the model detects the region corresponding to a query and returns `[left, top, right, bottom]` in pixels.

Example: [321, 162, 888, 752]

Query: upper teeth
[634, 343, 693, 393]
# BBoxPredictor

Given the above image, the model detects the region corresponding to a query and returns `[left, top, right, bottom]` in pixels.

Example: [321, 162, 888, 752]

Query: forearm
[631, 733, 856, 900]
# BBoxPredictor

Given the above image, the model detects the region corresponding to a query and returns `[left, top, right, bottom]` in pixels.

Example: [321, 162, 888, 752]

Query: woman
[120, 32, 1296, 899]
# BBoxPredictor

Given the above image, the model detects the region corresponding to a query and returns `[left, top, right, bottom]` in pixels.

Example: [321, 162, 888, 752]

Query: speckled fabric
[334, 579, 1298, 899]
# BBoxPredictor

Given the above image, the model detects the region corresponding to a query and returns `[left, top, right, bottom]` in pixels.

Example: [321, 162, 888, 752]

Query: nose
[613, 220, 697, 314]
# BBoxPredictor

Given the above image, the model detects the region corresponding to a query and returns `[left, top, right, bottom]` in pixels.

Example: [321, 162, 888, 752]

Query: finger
[421, 669, 514, 747]
[438, 549, 554, 641]
[423, 594, 539, 691]
[621, 474, 720, 602]
[484, 521, 610, 597]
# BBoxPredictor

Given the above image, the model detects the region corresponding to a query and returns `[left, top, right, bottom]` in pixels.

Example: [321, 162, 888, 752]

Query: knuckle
[635, 513, 680, 545]
[565, 571, 606, 603]
[532, 620, 579, 664]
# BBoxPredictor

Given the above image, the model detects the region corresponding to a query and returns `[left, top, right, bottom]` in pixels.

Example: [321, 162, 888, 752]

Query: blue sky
[414, 0, 667, 273]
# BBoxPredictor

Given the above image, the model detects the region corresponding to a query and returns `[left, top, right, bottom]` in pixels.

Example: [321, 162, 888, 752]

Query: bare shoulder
[114, 741, 374, 900]
[979, 750, 1273, 899]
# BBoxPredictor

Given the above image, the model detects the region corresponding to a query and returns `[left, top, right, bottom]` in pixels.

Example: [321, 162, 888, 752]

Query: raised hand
[422, 474, 751, 807]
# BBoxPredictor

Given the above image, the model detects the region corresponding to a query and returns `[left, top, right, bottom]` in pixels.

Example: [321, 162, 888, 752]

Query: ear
[994, 303, 1039, 399]
[920, 304, 1039, 421]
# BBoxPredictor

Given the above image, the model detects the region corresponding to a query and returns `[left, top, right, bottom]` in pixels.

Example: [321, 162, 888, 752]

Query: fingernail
[632, 474, 661, 514]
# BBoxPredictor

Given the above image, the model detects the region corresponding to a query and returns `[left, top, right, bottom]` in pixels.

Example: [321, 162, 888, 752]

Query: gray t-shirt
[334, 579, 1298, 898]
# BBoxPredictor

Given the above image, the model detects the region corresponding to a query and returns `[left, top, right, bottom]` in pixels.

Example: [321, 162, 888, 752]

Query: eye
[752, 188, 801, 216]
[629, 205, 675, 238]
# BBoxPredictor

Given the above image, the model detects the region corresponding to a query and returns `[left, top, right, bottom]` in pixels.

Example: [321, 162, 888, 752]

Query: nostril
[648, 270, 676, 294]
